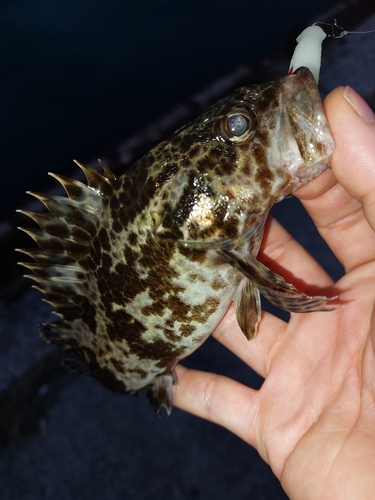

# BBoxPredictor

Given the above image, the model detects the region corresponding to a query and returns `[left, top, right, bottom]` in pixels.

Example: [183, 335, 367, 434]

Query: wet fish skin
[18, 68, 335, 414]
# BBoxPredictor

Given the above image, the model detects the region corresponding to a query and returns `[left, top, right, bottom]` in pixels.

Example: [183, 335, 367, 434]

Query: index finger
[294, 86, 375, 273]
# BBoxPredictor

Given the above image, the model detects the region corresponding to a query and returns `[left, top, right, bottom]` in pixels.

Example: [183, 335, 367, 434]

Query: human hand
[173, 86, 375, 499]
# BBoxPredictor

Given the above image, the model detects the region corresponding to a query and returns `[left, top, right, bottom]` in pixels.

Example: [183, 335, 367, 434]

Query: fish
[18, 67, 335, 414]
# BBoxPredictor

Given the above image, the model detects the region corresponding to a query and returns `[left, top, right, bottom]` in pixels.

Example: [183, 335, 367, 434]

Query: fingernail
[343, 86, 375, 122]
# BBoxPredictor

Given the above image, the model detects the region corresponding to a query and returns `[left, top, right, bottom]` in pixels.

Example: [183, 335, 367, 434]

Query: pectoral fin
[221, 248, 336, 314]
[236, 280, 261, 340]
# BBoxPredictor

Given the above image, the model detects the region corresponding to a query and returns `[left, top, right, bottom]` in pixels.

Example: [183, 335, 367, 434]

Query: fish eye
[216, 104, 257, 144]
[227, 114, 249, 136]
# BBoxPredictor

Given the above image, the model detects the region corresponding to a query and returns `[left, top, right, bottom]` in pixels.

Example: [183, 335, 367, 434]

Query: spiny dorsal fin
[74, 159, 116, 194]
[17, 160, 116, 325]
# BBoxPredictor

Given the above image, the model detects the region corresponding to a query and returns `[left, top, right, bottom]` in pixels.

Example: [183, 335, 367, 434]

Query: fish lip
[283, 66, 317, 96]
[280, 67, 322, 125]
[293, 66, 315, 80]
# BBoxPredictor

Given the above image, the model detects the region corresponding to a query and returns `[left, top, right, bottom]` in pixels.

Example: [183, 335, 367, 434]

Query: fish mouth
[280, 67, 335, 185]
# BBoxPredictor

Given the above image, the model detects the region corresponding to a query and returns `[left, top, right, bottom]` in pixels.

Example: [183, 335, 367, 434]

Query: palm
[251, 265, 375, 492]
[173, 87, 375, 497]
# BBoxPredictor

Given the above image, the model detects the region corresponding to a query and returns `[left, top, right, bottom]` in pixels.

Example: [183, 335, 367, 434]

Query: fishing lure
[289, 26, 326, 83]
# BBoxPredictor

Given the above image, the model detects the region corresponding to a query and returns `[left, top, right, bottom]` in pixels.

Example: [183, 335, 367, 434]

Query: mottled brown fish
[18, 68, 335, 414]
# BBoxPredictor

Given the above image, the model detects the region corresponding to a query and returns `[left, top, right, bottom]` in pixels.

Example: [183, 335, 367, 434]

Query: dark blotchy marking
[111, 357, 126, 374]
[98, 227, 111, 252]
[128, 367, 148, 379]
[178, 245, 207, 263]
[116, 199, 138, 227]
[165, 294, 191, 320]
[255, 129, 270, 149]
[80, 297, 98, 334]
[152, 339, 185, 367]
[45, 221, 71, 240]
[189, 296, 221, 323]
[142, 151, 155, 168]
[242, 164, 252, 177]
[114, 262, 145, 297]
[210, 146, 225, 158]
[314, 141, 325, 157]
[106, 309, 147, 343]
[67, 184, 84, 199]
[188, 272, 205, 283]
[123, 245, 138, 268]
[180, 157, 190, 168]
[134, 160, 149, 185]
[110, 194, 120, 211]
[141, 301, 166, 317]
[101, 196, 110, 208]
[101, 252, 112, 270]
[179, 324, 196, 337]
[128, 231, 138, 246]
[196, 156, 215, 173]
[70, 224, 92, 241]
[138, 179, 155, 208]
[137, 239, 175, 271]
[163, 327, 180, 342]
[214, 160, 237, 177]
[97, 275, 110, 296]
[255, 85, 279, 113]
[251, 142, 267, 167]
[176, 133, 197, 154]
[211, 277, 226, 290]
[189, 145, 201, 158]
[155, 162, 178, 186]
[90, 359, 129, 394]
[97, 347, 106, 357]
[221, 215, 239, 240]
[118, 177, 133, 196]
[252, 143, 275, 192]
[112, 219, 123, 233]
[127, 334, 185, 367]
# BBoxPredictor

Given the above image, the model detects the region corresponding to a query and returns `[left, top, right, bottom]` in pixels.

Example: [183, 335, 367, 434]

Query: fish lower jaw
[290, 159, 332, 190]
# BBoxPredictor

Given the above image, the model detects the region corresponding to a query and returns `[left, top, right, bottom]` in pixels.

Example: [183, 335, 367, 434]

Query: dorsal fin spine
[18, 160, 117, 325]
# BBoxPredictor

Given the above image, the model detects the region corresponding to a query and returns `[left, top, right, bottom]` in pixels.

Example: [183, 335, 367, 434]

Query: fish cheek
[252, 144, 276, 192]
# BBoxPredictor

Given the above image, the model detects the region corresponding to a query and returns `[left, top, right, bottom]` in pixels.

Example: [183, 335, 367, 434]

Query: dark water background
[1, 0, 337, 216]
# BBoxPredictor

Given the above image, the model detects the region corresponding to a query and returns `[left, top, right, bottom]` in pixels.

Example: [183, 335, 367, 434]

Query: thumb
[324, 86, 375, 231]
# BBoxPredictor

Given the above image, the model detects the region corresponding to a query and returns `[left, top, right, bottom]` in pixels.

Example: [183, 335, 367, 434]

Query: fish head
[151, 67, 334, 247]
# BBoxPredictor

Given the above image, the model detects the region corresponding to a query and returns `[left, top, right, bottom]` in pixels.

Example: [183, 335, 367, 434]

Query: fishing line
[313, 19, 375, 39]
[289, 19, 375, 84]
